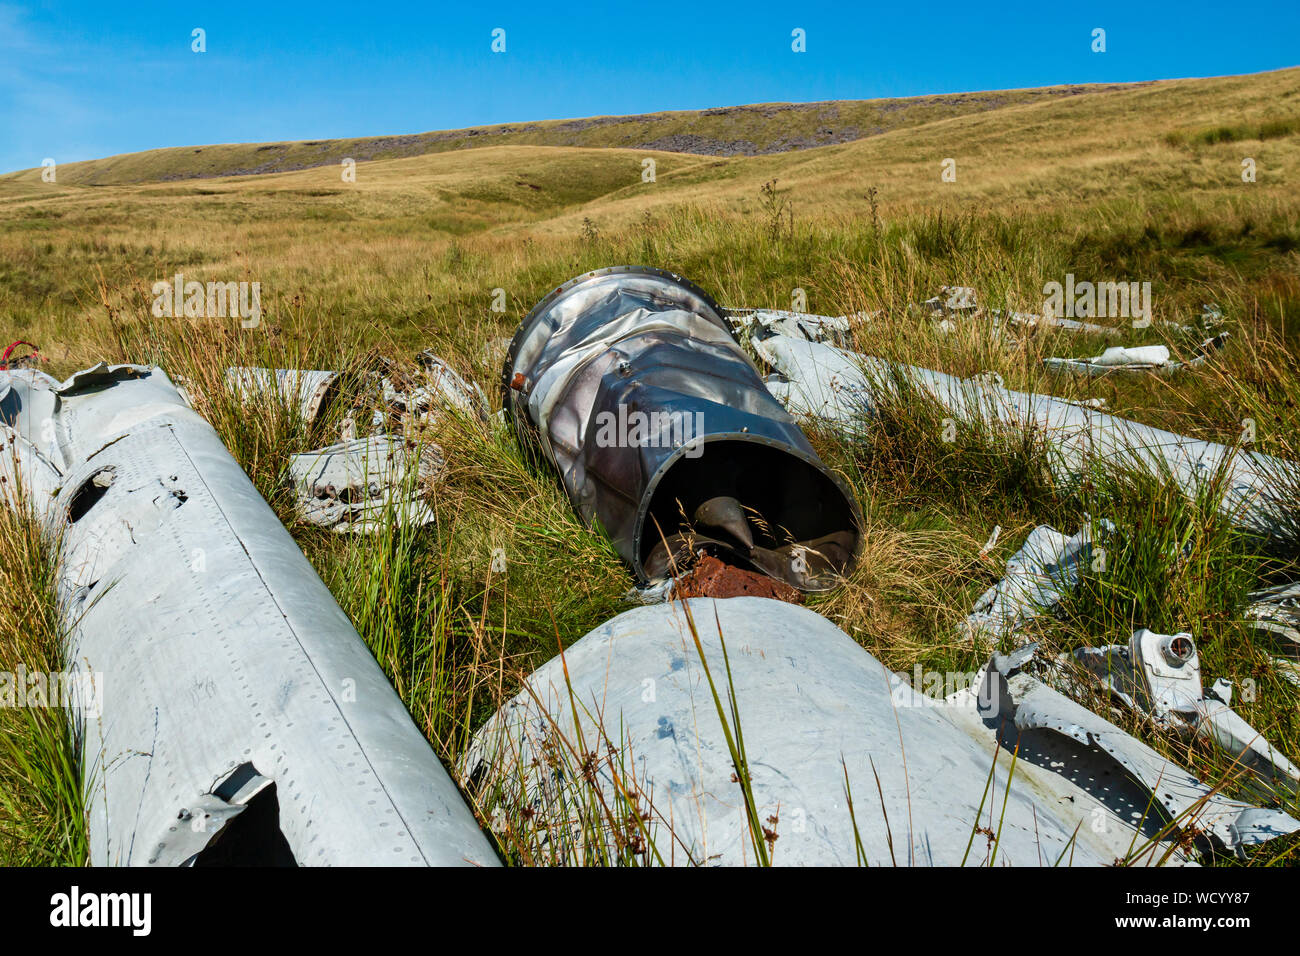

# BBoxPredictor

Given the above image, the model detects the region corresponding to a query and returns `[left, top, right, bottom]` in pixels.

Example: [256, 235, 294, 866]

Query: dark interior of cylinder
[639, 440, 858, 585]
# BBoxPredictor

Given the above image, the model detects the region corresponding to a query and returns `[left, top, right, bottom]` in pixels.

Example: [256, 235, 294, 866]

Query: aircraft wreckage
[464, 598, 1298, 865]
[1, 266, 1297, 866]
[748, 324, 1295, 539]
[0, 363, 495, 866]
[501, 267, 862, 593]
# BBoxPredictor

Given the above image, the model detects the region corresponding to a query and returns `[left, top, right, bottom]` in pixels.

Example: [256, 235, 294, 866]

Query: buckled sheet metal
[502, 268, 861, 590]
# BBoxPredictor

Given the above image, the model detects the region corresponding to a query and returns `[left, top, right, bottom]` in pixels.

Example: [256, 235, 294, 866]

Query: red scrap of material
[673, 554, 804, 605]
[0, 340, 40, 370]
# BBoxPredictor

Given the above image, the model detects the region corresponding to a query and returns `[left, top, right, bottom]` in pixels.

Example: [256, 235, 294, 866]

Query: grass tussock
[1164, 116, 1300, 148]
[0, 495, 86, 865]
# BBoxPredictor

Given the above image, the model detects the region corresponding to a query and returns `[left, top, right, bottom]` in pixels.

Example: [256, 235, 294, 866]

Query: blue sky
[2, 1, 1297, 174]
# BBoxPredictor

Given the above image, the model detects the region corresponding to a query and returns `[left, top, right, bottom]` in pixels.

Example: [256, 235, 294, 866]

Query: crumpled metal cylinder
[502, 267, 861, 590]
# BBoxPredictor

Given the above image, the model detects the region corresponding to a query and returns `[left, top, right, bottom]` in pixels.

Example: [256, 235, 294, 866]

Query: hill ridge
[2, 79, 1159, 186]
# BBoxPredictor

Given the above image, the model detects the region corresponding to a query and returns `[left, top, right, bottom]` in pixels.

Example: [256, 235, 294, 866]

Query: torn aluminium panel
[1073, 629, 1300, 790]
[502, 267, 862, 592]
[0, 363, 497, 867]
[964, 521, 1112, 643]
[288, 435, 440, 532]
[226, 355, 483, 532]
[754, 333, 1299, 538]
[464, 597, 1297, 865]
[224, 366, 340, 424]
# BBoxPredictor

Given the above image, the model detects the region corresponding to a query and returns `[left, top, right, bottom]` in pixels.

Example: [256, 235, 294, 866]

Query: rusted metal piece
[673, 553, 804, 604]
[502, 267, 862, 591]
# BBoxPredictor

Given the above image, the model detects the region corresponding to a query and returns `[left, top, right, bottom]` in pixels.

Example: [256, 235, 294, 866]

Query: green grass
[0, 500, 86, 865]
[1165, 116, 1300, 147]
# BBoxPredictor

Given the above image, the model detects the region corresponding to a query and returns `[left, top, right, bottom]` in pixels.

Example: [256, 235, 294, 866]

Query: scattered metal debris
[980, 646, 1297, 857]
[288, 435, 440, 532]
[925, 285, 979, 314]
[1166, 304, 1227, 334]
[752, 333, 1298, 538]
[502, 267, 862, 591]
[379, 351, 490, 428]
[224, 366, 340, 424]
[1240, 583, 1300, 690]
[923, 286, 1121, 336]
[965, 521, 1112, 643]
[961, 520, 1300, 798]
[225, 354, 482, 531]
[726, 308, 854, 346]
[1003, 310, 1121, 337]
[1044, 333, 1229, 377]
[1073, 629, 1300, 789]
[465, 597, 1297, 865]
[0, 363, 496, 866]
[228, 354, 488, 439]
[732, 289, 1228, 350]
[977, 524, 1002, 558]
[1244, 581, 1300, 659]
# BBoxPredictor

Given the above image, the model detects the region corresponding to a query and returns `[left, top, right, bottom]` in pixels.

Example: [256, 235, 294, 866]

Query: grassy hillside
[2, 66, 1299, 865]
[3, 68, 1297, 362]
[1, 83, 1135, 186]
